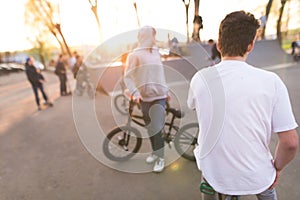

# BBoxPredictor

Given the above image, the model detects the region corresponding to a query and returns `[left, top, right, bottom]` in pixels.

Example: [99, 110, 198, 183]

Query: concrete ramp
[247, 39, 293, 67]
[88, 40, 294, 95]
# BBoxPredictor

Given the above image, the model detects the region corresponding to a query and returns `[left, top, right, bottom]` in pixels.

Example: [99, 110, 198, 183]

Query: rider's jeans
[140, 98, 166, 158]
[202, 188, 277, 200]
[201, 176, 277, 200]
[256, 188, 277, 200]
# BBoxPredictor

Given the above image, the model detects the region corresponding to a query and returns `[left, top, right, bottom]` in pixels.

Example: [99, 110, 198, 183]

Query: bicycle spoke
[174, 123, 199, 161]
[103, 126, 142, 161]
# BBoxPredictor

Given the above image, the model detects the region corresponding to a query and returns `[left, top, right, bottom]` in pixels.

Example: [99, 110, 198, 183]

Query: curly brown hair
[218, 11, 260, 57]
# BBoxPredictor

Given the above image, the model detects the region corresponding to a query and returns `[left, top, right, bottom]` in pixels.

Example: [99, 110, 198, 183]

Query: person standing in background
[55, 54, 69, 96]
[208, 39, 221, 64]
[25, 56, 53, 110]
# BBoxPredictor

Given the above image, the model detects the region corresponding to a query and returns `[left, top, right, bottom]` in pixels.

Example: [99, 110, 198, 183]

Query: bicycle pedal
[200, 182, 215, 195]
[167, 141, 173, 148]
[122, 146, 129, 151]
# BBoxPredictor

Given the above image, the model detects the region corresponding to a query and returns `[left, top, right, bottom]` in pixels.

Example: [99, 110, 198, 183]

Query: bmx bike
[74, 63, 94, 99]
[103, 99, 199, 162]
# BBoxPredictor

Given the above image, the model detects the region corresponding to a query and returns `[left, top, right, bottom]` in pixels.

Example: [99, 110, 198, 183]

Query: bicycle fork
[162, 114, 176, 148]
[118, 114, 136, 151]
[117, 131, 131, 151]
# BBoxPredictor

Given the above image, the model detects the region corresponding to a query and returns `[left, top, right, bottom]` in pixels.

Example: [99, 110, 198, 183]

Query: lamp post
[183, 0, 190, 43]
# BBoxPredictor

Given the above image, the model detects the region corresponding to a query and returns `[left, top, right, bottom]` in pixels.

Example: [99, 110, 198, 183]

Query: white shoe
[153, 158, 164, 173]
[146, 154, 158, 164]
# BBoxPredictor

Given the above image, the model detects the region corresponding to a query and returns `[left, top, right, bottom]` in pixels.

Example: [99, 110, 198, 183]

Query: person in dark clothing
[25, 57, 53, 110]
[291, 39, 300, 55]
[55, 54, 69, 96]
[208, 39, 221, 64]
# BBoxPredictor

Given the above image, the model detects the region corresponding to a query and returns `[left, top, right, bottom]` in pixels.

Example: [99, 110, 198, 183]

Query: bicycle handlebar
[128, 99, 184, 119]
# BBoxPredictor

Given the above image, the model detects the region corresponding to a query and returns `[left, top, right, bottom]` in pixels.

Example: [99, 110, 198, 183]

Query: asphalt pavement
[0, 41, 299, 200]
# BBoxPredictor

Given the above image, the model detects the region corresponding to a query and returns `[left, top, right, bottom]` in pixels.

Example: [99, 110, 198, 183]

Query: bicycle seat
[166, 108, 185, 118]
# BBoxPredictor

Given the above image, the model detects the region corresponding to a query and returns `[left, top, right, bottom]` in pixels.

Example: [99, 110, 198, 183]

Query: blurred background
[0, 0, 299, 72]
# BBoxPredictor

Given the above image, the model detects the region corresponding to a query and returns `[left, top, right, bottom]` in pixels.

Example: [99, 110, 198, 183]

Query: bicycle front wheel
[114, 94, 129, 115]
[87, 83, 95, 99]
[103, 126, 142, 161]
[174, 122, 199, 161]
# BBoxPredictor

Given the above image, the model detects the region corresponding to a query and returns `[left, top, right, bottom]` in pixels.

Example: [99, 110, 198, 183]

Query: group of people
[25, 51, 85, 111]
[122, 10, 298, 200]
[24, 9, 298, 200]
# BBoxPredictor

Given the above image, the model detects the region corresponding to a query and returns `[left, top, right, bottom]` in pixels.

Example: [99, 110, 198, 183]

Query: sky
[0, 0, 298, 52]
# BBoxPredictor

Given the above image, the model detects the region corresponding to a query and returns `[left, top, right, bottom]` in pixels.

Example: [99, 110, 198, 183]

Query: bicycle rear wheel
[174, 122, 199, 161]
[114, 94, 129, 115]
[103, 126, 142, 161]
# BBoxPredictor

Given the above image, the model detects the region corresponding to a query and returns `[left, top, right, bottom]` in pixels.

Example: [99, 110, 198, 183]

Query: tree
[277, 0, 288, 44]
[24, 1, 53, 66]
[182, 0, 191, 43]
[261, 0, 274, 39]
[133, 0, 141, 28]
[25, 0, 71, 56]
[191, 0, 203, 42]
[88, 0, 103, 42]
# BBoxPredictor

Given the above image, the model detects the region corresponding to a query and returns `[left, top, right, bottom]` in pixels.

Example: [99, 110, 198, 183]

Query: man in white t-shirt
[187, 11, 298, 200]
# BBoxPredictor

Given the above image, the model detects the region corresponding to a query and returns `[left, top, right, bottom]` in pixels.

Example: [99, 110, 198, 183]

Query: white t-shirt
[187, 60, 298, 195]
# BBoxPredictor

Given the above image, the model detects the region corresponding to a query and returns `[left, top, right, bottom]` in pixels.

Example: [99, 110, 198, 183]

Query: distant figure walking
[69, 51, 78, 72]
[169, 37, 180, 56]
[55, 54, 69, 96]
[72, 55, 94, 98]
[25, 56, 53, 110]
[259, 12, 267, 40]
[208, 39, 221, 64]
[291, 34, 300, 56]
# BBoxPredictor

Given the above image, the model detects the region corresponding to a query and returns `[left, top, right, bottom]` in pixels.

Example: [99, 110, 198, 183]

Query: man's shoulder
[247, 64, 277, 76]
[190, 66, 215, 84]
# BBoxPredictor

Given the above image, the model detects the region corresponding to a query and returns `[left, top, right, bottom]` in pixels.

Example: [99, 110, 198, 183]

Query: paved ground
[0, 41, 300, 200]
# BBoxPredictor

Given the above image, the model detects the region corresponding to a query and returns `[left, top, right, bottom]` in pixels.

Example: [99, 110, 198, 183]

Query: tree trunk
[55, 24, 71, 56]
[91, 6, 102, 42]
[185, 4, 189, 43]
[262, 0, 273, 39]
[277, 0, 287, 45]
[133, 1, 141, 28]
[192, 0, 202, 42]
[183, 0, 191, 43]
[36, 40, 46, 68]
[50, 30, 66, 55]
[89, 0, 102, 43]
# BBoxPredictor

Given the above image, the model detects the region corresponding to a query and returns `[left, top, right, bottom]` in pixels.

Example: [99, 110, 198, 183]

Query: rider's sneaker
[146, 154, 158, 164]
[44, 102, 53, 107]
[153, 158, 165, 173]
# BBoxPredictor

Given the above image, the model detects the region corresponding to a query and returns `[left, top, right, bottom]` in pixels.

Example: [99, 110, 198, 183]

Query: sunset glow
[0, 0, 299, 52]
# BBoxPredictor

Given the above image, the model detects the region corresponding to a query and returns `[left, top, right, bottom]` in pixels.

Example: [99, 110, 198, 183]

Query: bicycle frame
[127, 100, 180, 140]
[103, 99, 198, 162]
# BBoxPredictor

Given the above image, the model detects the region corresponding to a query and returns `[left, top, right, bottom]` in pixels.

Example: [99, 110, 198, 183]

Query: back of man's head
[218, 11, 260, 57]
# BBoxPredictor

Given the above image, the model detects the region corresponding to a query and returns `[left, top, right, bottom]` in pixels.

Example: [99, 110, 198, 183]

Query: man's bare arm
[274, 129, 298, 171]
[269, 129, 298, 189]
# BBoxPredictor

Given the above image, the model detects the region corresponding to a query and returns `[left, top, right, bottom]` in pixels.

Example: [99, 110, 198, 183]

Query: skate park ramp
[87, 44, 212, 95]
[247, 39, 293, 67]
[88, 39, 293, 95]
